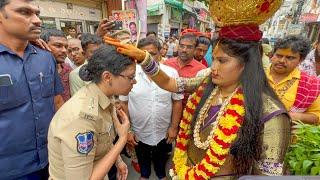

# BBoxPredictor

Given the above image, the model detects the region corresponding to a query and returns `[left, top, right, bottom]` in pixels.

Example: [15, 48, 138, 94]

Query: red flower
[225, 109, 241, 118]
[176, 142, 187, 151]
[230, 97, 244, 106]
[210, 148, 227, 161]
[237, 117, 244, 124]
[185, 169, 190, 180]
[181, 117, 191, 125]
[213, 135, 231, 148]
[196, 90, 204, 97]
[198, 164, 214, 177]
[204, 155, 221, 167]
[219, 125, 239, 136]
[179, 132, 189, 140]
[186, 106, 195, 114]
[191, 98, 198, 106]
[195, 166, 207, 180]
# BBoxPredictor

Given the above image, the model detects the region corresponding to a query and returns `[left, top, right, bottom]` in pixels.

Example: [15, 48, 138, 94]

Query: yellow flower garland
[170, 81, 245, 180]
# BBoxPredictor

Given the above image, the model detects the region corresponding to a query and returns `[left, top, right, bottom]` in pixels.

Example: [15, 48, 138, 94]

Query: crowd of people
[0, 0, 320, 180]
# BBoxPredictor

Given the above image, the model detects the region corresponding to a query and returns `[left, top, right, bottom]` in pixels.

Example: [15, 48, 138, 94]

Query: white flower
[169, 169, 175, 177]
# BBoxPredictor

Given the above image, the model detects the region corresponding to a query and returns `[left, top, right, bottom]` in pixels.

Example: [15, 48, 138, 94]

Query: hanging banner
[135, 0, 147, 39]
[300, 0, 320, 22]
[112, 10, 137, 41]
[124, 0, 147, 41]
[300, 13, 318, 23]
[111, 10, 137, 27]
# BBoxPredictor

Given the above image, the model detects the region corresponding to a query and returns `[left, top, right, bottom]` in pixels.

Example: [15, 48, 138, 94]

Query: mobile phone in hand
[111, 21, 123, 30]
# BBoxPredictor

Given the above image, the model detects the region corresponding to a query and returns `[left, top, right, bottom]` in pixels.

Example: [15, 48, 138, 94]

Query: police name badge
[76, 131, 94, 154]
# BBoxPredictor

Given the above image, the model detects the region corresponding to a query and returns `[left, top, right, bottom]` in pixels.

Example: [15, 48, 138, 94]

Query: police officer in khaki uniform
[48, 45, 136, 180]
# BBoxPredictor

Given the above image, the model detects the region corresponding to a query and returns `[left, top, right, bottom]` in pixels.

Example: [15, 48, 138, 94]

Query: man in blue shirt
[0, 0, 63, 179]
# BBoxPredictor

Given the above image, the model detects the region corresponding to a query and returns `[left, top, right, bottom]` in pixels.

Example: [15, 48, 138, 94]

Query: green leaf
[302, 160, 313, 174]
[288, 160, 297, 169]
[294, 161, 302, 174]
[310, 153, 320, 160]
[285, 123, 320, 175]
[311, 167, 320, 175]
[310, 149, 320, 152]
[310, 127, 319, 133]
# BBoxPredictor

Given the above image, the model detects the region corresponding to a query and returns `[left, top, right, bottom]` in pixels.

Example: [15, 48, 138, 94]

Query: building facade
[300, 0, 320, 42]
[35, 0, 122, 35]
[146, 0, 213, 40]
[264, 0, 320, 43]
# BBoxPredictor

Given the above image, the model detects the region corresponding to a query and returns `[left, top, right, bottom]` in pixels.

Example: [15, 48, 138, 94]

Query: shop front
[197, 8, 210, 32]
[170, 7, 182, 36]
[182, 0, 197, 30]
[300, 13, 320, 42]
[34, 0, 102, 35]
[147, 3, 165, 37]
[299, 0, 320, 42]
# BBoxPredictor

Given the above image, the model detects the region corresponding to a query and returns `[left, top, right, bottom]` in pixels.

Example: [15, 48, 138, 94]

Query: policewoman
[48, 45, 136, 180]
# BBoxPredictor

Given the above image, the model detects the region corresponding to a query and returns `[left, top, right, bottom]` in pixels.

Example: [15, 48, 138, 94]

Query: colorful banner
[300, 13, 318, 22]
[111, 10, 137, 41]
[124, 0, 147, 41]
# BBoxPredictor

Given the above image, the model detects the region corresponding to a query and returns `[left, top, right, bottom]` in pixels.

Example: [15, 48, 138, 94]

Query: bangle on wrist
[176, 78, 186, 93]
[140, 51, 160, 77]
[139, 51, 151, 66]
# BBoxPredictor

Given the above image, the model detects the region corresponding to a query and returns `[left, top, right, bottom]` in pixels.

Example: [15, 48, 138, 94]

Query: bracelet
[175, 77, 207, 93]
[140, 51, 160, 77]
[176, 77, 186, 93]
[139, 50, 151, 66]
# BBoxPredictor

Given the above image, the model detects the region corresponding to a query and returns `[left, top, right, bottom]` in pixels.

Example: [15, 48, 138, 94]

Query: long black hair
[192, 38, 282, 175]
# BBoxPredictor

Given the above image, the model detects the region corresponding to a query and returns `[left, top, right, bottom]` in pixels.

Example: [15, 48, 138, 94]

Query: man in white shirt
[166, 37, 176, 58]
[120, 38, 183, 180]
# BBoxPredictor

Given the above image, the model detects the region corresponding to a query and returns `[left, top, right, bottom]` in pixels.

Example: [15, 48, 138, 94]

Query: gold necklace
[193, 86, 239, 150]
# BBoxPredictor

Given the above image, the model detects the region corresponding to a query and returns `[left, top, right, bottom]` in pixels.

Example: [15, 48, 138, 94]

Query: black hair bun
[79, 64, 94, 81]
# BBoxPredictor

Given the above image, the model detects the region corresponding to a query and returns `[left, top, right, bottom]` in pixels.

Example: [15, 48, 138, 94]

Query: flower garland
[170, 81, 245, 180]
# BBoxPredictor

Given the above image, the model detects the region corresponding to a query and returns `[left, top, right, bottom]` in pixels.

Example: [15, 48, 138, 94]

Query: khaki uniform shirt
[48, 83, 116, 180]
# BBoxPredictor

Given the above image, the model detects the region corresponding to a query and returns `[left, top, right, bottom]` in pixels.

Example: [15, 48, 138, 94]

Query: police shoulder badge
[76, 131, 94, 154]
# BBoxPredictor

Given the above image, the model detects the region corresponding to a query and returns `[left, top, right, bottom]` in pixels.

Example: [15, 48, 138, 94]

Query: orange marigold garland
[170, 80, 245, 180]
